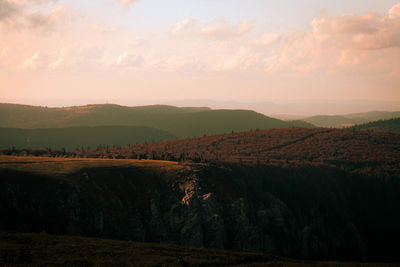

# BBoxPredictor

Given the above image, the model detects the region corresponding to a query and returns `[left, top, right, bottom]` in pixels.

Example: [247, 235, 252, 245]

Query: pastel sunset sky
[0, 0, 399, 112]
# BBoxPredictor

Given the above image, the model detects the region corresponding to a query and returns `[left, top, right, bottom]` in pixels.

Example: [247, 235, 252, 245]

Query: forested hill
[352, 118, 400, 133]
[0, 126, 176, 149]
[0, 103, 314, 138]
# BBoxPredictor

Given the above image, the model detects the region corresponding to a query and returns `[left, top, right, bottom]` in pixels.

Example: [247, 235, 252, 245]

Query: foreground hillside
[1, 155, 400, 262]
[352, 118, 400, 133]
[37, 128, 400, 178]
[0, 103, 313, 138]
[0, 126, 176, 149]
[1, 232, 388, 266]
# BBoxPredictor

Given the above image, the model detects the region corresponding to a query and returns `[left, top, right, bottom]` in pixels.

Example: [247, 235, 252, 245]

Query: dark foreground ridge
[1, 232, 389, 266]
[1, 156, 400, 262]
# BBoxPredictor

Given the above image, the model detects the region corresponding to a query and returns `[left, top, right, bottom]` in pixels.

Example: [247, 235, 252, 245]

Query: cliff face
[1, 159, 399, 261]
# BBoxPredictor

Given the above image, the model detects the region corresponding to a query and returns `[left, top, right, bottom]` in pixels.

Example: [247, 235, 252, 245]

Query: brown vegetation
[3, 128, 398, 177]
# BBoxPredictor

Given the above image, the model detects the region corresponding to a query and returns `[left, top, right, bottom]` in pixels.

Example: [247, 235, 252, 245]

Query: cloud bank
[1, 1, 399, 102]
[312, 3, 400, 50]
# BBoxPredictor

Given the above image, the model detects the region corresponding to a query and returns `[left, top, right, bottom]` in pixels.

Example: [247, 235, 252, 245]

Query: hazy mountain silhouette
[0, 103, 314, 138]
[303, 111, 400, 128]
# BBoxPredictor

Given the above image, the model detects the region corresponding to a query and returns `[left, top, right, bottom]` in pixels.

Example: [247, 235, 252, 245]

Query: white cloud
[48, 57, 63, 69]
[171, 17, 254, 39]
[388, 3, 400, 19]
[201, 17, 253, 39]
[118, 0, 136, 7]
[60, 45, 105, 71]
[250, 33, 281, 47]
[0, 46, 8, 58]
[170, 18, 198, 36]
[214, 48, 258, 72]
[111, 52, 143, 68]
[22, 51, 40, 69]
[18, 45, 105, 72]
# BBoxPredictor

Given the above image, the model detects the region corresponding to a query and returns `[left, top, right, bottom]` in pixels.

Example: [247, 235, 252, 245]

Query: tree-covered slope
[0, 126, 176, 149]
[352, 118, 400, 133]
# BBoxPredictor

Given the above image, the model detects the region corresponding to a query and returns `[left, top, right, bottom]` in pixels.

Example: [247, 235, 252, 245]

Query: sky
[0, 0, 399, 113]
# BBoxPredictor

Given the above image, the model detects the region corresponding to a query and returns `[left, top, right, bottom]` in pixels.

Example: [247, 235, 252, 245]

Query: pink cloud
[312, 4, 400, 50]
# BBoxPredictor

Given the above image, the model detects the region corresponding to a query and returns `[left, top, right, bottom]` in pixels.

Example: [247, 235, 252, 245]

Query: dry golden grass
[0, 155, 185, 176]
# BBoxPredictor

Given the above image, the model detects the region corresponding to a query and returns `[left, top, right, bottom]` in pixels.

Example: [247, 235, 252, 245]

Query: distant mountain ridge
[303, 111, 400, 128]
[0, 103, 314, 139]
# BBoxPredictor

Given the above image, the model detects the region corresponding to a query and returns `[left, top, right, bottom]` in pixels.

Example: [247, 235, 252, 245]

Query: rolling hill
[303, 111, 400, 128]
[0, 103, 314, 138]
[0, 126, 177, 149]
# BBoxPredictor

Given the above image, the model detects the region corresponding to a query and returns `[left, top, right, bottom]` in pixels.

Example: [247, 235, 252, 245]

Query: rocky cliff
[1, 157, 399, 262]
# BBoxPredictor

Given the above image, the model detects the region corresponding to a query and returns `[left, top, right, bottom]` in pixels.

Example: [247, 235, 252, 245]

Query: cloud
[0, 0, 68, 31]
[0, 46, 8, 58]
[0, 0, 23, 22]
[26, 6, 66, 30]
[145, 56, 208, 73]
[238, 3, 400, 74]
[250, 33, 281, 47]
[171, 17, 254, 39]
[111, 52, 143, 68]
[201, 17, 253, 39]
[312, 13, 379, 35]
[17, 45, 105, 72]
[22, 51, 40, 69]
[312, 3, 400, 50]
[214, 48, 259, 72]
[170, 18, 198, 36]
[48, 57, 63, 69]
[118, 0, 136, 7]
[60, 45, 105, 71]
